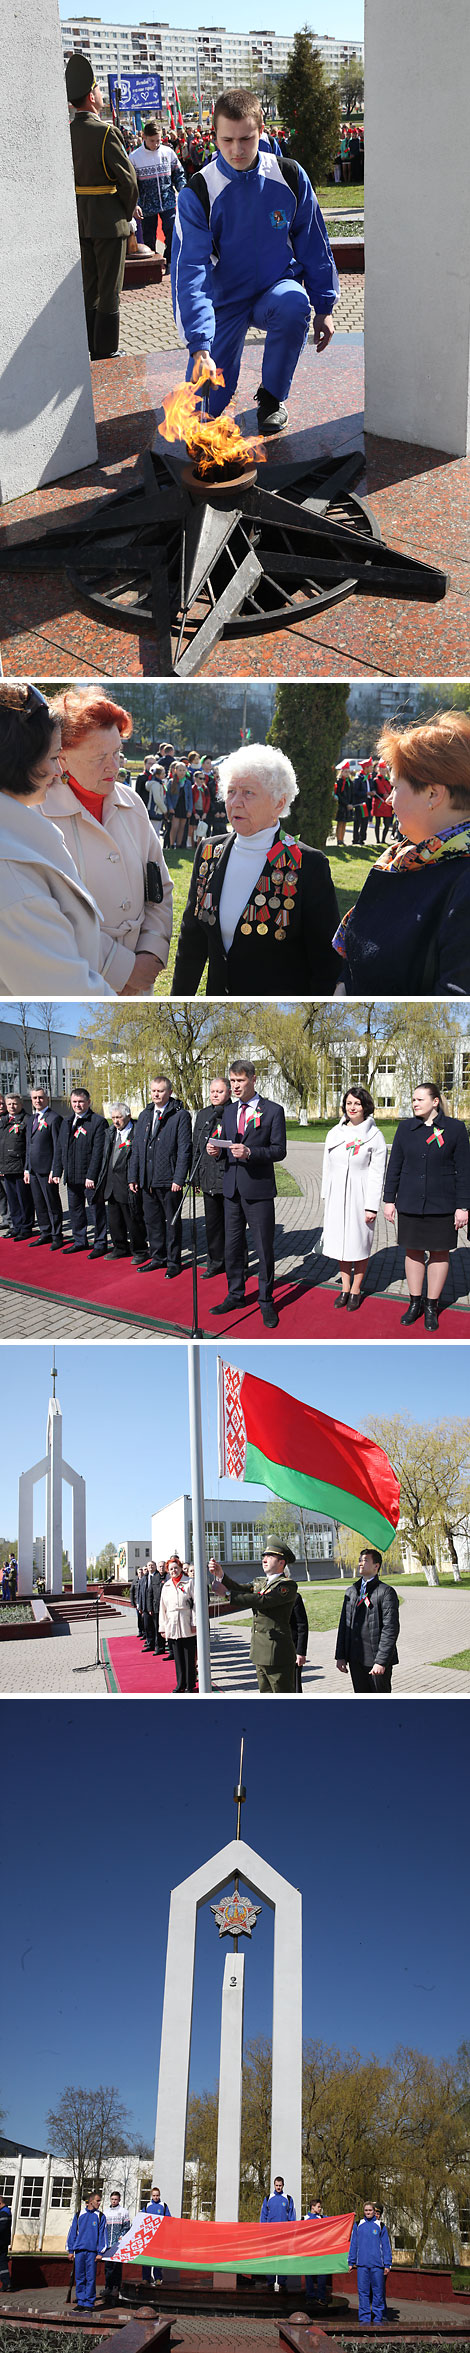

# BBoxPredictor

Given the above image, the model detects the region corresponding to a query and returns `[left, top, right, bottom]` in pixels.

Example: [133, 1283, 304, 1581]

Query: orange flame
[160, 356, 265, 476]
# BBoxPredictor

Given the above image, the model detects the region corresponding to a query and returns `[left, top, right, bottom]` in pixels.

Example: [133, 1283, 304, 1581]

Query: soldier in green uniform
[65, 53, 139, 358]
[210, 1541, 298, 1693]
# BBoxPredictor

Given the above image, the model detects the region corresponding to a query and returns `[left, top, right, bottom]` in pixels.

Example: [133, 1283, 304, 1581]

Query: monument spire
[232, 1731, 246, 1949]
[51, 1352, 58, 1400]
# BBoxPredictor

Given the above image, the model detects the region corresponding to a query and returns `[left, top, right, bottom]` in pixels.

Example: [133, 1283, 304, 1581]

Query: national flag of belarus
[218, 1363, 400, 1552]
[113, 2212, 354, 2275]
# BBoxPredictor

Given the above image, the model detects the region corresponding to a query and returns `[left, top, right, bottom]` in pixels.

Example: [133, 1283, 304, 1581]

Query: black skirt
[397, 1210, 456, 1251]
[175, 788, 188, 819]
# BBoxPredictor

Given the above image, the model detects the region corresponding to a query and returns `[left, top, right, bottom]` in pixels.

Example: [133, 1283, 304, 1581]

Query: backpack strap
[279, 156, 300, 216]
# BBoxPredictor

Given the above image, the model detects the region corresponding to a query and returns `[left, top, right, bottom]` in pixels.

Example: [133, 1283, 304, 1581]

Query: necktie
[237, 1104, 247, 1136]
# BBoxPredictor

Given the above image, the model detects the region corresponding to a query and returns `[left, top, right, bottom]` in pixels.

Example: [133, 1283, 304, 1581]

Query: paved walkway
[2, 1143, 469, 1339]
[119, 271, 364, 355]
[1, 1589, 469, 1697]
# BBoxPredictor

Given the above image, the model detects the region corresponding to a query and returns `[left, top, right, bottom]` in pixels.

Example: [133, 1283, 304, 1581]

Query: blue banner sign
[108, 71, 162, 114]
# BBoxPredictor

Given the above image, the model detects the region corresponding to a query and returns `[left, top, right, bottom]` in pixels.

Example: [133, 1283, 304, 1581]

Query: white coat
[0, 794, 113, 997]
[321, 1115, 387, 1260]
[159, 1572, 195, 1643]
[43, 775, 173, 990]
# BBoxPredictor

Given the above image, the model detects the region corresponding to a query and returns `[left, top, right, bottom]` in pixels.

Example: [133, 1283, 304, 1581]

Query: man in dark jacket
[105, 1103, 148, 1262]
[0, 1094, 34, 1239]
[52, 1089, 109, 1256]
[210, 1541, 298, 1692]
[143, 1559, 166, 1656]
[0, 1096, 10, 1233]
[192, 1075, 232, 1277]
[207, 1058, 286, 1328]
[129, 1074, 192, 1276]
[0, 2198, 12, 2291]
[172, 822, 341, 997]
[335, 1548, 399, 1693]
[24, 1087, 63, 1249]
[65, 53, 138, 358]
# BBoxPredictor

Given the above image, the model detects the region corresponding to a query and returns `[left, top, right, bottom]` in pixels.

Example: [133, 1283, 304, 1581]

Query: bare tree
[37, 1004, 64, 1099]
[45, 2084, 137, 2212]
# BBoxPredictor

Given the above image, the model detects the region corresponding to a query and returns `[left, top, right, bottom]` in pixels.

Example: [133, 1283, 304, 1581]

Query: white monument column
[364, 0, 470, 455]
[215, 1954, 245, 2222]
[63, 1463, 87, 1594]
[17, 1360, 88, 1598]
[0, 0, 97, 501]
[46, 1399, 64, 1596]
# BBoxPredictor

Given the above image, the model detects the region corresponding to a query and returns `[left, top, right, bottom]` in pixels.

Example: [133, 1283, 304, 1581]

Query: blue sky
[59, 3, 364, 43]
[1, 1342, 466, 1555]
[1, 1700, 468, 2154]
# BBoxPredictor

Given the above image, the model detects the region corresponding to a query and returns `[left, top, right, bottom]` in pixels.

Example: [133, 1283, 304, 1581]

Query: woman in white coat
[159, 1554, 197, 1693]
[0, 684, 113, 998]
[45, 688, 173, 996]
[321, 1085, 387, 1313]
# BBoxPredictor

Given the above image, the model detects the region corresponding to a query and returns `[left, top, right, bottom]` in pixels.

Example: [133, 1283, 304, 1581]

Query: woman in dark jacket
[333, 709, 470, 996]
[383, 1082, 470, 1331]
[0, 1095, 34, 1239]
[172, 743, 341, 998]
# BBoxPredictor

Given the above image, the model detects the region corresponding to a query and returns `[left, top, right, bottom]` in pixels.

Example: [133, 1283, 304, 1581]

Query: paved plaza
[1, 1581, 469, 1697]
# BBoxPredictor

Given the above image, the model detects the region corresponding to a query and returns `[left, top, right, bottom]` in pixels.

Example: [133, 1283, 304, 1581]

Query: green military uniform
[221, 1568, 298, 1694]
[65, 53, 138, 358]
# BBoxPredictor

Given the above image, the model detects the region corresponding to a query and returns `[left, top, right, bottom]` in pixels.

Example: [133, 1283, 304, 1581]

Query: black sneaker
[256, 383, 289, 434]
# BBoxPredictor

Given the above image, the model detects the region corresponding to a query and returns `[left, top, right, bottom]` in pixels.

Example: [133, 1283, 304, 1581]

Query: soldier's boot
[85, 307, 97, 357]
[94, 311, 120, 359]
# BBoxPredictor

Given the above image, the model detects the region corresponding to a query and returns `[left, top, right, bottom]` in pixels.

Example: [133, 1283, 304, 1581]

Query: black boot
[94, 311, 120, 359]
[400, 1296, 425, 1326]
[424, 1300, 439, 1333]
[85, 306, 97, 357]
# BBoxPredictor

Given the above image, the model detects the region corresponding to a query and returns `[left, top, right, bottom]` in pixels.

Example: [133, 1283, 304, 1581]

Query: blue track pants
[74, 2251, 97, 2307]
[186, 276, 311, 412]
[357, 2264, 386, 2324]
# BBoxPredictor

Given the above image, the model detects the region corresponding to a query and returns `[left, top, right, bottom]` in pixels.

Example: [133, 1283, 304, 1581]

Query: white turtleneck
[219, 824, 278, 953]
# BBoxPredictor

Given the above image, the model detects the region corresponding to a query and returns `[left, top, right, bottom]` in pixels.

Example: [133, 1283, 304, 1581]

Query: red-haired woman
[46, 690, 173, 995]
[333, 710, 470, 996]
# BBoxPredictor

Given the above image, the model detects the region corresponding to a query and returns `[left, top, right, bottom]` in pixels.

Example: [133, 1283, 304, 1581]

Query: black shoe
[50, 1238, 64, 1251]
[29, 1235, 51, 1247]
[88, 1246, 107, 1259]
[347, 1291, 362, 1312]
[400, 1296, 424, 1326]
[210, 1294, 245, 1314]
[424, 1300, 439, 1333]
[132, 1251, 149, 1264]
[140, 1257, 165, 1272]
[256, 383, 289, 434]
[64, 1243, 88, 1254]
[107, 1247, 129, 1260]
[202, 1266, 224, 1280]
[334, 1289, 350, 1308]
[261, 1303, 279, 1328]
[165, 1267, 180, 1279]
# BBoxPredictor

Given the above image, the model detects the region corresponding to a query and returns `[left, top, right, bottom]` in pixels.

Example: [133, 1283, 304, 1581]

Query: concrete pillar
[0, 0, 97, 502]
[47, 1402, 63, 1595]
[215, 1954, 245, 2222]
[64, 1464, 87, 1593]
[364, 0, 470, 455]
[18, 1471, 34, 1599]
[153, 1838, 302, 2219]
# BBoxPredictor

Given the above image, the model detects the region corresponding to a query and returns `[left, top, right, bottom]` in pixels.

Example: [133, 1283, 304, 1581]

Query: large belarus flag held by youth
[113, 2212, 355, 2275]
[217, 1362, 400, 1552]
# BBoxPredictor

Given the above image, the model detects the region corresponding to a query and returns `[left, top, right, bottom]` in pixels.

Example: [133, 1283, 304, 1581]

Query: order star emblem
[211, 1894, 262, 1938]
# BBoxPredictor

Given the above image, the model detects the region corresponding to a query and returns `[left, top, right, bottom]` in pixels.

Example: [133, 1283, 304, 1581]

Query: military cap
[262, 1539, 296, 1566]
[65, 51, 95, 104]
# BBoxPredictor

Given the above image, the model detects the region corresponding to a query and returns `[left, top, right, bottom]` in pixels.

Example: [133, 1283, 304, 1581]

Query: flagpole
[187, 1343, 212, 1693]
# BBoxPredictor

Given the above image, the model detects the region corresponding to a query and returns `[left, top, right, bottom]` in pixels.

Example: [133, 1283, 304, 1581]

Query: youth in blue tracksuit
[260, 2186, 296, 2223]
[348, 2211, 392, 2325]
[146, 2191, 171, 2284]
[171, 136, 339, 415]
[304, 2201, 329, 2305]
[67, 2200, 108, 2308]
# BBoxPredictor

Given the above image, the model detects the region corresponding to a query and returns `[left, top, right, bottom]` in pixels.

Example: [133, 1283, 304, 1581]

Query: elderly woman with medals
[171, 744, 341, 996]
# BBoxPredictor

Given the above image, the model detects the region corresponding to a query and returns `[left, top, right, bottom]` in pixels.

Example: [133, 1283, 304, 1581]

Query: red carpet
[1, 1239, 468, 1338]
[101, 1635, 177, 1694]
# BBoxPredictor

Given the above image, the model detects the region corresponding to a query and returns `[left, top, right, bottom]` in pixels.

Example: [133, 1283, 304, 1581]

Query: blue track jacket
[171, 147, 339, 353]
[67, 2210, 108, 2257]
[260, 2191, 296, 2223]
[349, 2219, 392, 2270]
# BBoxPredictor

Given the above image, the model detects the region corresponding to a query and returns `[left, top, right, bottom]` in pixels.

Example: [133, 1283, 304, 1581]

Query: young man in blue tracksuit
[171, 85, 339, 432]
[348, 2203, 392, 2325]
[67, 2193, 108, 2309]
[146, 2184, 171, 2287]
[260, 2176, 296, 2224]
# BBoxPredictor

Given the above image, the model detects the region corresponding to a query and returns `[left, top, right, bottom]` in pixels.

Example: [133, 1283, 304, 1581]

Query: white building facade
[113, 1537, 152, 1579]
[152, 1490, 336, 1575]
[60, 17, 363, 105]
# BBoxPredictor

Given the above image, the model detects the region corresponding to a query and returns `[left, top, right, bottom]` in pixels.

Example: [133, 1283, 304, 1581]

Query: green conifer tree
[268, 683, 350, 846]
[277, 28, 341, 186]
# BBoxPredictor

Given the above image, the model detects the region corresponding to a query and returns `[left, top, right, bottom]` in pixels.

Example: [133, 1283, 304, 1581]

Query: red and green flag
[114, 2212, 354, 2275]
[218, 1363, 400, 1552]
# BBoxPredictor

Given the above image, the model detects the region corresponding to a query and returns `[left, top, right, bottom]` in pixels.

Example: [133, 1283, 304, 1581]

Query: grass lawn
[328, 840, 381, 920]
[435, 1649, 470, 1672]
[154, 849, 199, 996]
[318, 183, 364, 210]
[0, 1603, 33, 1625]
[286, 1118, 399, 1147]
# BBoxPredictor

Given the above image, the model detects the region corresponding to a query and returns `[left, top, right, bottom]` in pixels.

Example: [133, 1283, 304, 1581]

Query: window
[188, 1520, 226, 1562]
[0, 1049, 20, 1094]
[459, 2205, 470, 2245]
[135, 1547, 140, 1559]
[83, 2178, 103, 2201]
[140, 2177, 152, 2203]
[21, 2178, 44, 2219]
[230, 1520, 264, 1563]
[50, 2177, 74, 2209]
[350, 1055, 368, 1086]
[462, 1054, 470, 1091]
[0, 2176, 14, 2203]
[444, 1058, 454, 1092]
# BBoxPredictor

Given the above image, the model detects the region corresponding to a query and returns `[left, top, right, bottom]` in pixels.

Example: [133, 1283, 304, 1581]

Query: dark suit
[104, 1122, 147, 1258]
[25, 1107, 63, 1241]
[54, 1109, 108, 1249]
[335, 1575, 399, 1693]
[193, 1104, 228, 1274]
[129, 1096, 192, 1270]
[171, 825, 341, 997]
[215, 1095, 286, 1302]
[383, 1114, 470, 1216]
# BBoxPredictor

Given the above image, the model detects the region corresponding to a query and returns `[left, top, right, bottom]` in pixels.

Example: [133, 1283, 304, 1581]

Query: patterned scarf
[333, 821, 470, 959]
